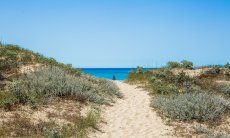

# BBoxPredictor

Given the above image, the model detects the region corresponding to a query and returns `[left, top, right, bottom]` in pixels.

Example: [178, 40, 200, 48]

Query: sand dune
[90, 81, 173, 138]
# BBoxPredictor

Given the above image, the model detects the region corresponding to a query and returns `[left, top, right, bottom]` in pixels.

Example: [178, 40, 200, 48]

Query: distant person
[112, 75, 116, 80]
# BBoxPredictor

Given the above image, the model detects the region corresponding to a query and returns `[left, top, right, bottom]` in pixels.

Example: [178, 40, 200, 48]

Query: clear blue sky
[0, 0, 229, 68]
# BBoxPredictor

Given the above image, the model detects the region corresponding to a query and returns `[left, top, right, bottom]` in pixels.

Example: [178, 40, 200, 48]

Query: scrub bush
[9, 66, 121, 105]
[152, 92, 229, 122]
[166, 61, 181, 69]
[0, 59, 18, 72]
[149, 78, 179, 95]
[224, 62, 230, 69]
[181, 60, 193, 69]
[217, 83, 230, 97]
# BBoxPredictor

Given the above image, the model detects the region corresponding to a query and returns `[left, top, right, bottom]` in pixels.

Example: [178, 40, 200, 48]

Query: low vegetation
[152, 92, 229, 122]
[8, 66, 120, 107]
[0, 42, 122, 137]
[127, 60, 230, 136]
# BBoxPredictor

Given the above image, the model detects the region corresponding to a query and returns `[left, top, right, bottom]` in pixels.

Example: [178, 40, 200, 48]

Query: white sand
[90, 81, 173, 138]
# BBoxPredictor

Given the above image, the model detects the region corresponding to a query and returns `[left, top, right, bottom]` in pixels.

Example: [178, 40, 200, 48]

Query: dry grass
[0, 99, 101, 137]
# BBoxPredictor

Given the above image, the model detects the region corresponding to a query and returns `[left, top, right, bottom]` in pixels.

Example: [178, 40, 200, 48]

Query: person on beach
[112, 75, 116, 80]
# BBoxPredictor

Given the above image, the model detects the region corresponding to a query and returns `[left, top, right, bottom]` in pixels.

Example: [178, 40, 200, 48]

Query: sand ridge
[90, 81, 173, 138]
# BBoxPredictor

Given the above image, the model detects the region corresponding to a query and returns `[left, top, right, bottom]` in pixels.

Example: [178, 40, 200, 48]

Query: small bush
[193, 125, 230, 138]
[224, 62, 230, 69]
[166, 60, 193, 69]
[0, 58, 18, 72]
[151, 69, 194, 87]
[0, 72, 5, 81]
[0, 92, 18, 111]
[166, 61, 181, 69]
[76, 109, 100, 138]
[152, 92, 229, 122]
[126, 67, 152, 83]
[181, 60, 193, 69]
[149, 79, 179, 95]
[21, 53, 33, 63]
[217, 83, 230, 97]
[203, 66, 221, 76]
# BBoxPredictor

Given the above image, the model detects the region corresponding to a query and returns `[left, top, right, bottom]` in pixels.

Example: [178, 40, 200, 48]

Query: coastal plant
[9, 66, 121, 106]
[181, 60, 193, 69]
[0, 92, 18, 111]
[224, 62, 230, 69]
[166, 60, 193, 69]
[0, 58, 18, 72]
[151, 92, 229, 122]
[126, 67, 152, 83]
[217, 83, 230, 97]
[203, 66, 221, 76]
[166, 61, 181, 69]
[0, 72, 5, 81]
[149, 79, 179, 95]
[76, 109, 101, 138]
[193, 125, 230, 138]
[150, 69, 194, 88]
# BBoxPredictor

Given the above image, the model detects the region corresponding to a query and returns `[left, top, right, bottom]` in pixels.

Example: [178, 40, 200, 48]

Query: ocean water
[82, 68, 154, 80]
[82, 68, 135, 80]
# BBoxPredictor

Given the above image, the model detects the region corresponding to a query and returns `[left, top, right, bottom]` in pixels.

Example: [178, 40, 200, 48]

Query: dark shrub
[204, 66, 221, 75]
[181, 60, 193, 69]
[224, 62, 230, 69]
[150, 79, 179, 95]
[21, 53, 33, 63]
[0, 59, 18, 72]
[166, 61, 181, 69]
[0, 72, 5, 81]
[217, 83, 230, 97]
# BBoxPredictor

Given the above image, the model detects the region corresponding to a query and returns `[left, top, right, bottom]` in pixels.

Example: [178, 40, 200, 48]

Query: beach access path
[90, 81, 173, 138]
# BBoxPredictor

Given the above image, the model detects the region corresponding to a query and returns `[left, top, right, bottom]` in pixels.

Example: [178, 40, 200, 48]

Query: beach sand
[90, 81, 173, 138]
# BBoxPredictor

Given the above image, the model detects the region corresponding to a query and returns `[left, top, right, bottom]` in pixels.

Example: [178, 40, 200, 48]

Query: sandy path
[90, 81, 173, 138]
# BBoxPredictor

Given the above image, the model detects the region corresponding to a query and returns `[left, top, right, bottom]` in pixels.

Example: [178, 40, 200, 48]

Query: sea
[82, 68, 153, 80]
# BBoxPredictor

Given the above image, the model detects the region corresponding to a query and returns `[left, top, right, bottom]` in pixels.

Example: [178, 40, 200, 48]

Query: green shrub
[166, 60, 193, 69]
[174, 71, 194, 87]
[193, 125, 230, 137]
[0, 95, 18, 111]
[203, 66, 221, 75]
[217, 83, 230, 97]
[166, 61, 181, 69]
[152, 92, 229, 122]
[76, 109, 100, 138]
[181, 60, 193, 69]
[9, 66, 121, 105]
[149, 79, 179, 95]
[0, 59, 18, 71]
[126, 67, 151, 82]
[0, 72, 5, 81]
[21, 53, 33, 63]
[224, 62, 230, 69]
[151, 69, 194, 87]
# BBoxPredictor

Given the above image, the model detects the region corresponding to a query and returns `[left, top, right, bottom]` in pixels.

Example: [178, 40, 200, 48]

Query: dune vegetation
[126, 60, 230, 137]
[0, 43, 122, 137]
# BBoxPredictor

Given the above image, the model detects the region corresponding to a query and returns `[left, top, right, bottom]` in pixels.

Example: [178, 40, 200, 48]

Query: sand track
[90, 81, 173, 138]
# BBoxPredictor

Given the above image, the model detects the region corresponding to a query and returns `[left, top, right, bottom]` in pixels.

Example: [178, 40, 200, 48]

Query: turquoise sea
[82, 68, 153, 80]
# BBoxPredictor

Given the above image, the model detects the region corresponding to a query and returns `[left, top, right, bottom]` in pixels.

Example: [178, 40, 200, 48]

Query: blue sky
[0, 0, 229, 68]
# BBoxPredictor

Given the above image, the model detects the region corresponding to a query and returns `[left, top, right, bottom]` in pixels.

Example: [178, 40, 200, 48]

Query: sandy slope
[90, 81, 173, 138]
